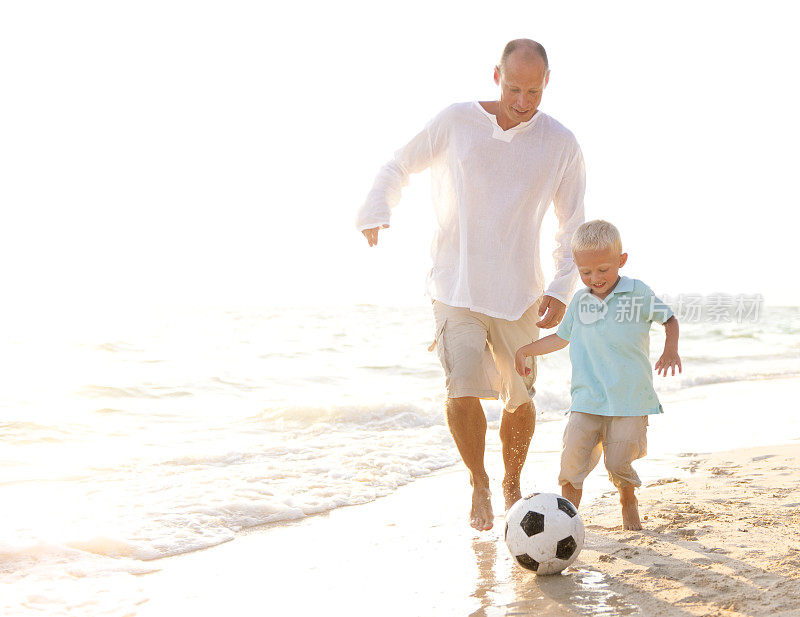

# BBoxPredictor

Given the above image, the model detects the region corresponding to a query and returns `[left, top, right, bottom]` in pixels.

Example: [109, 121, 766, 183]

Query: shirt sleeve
[355, 110, 446, 232]
[555, 295, 577, 341]
[543, 144, 586, 305]
[640, 282, 675, 324]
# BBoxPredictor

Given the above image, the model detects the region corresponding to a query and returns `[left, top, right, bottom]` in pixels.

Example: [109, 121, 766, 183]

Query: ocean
[1, 303, 798, 614]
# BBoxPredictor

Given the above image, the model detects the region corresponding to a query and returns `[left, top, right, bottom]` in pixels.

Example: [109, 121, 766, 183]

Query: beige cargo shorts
[558, 412, 649, 489]
[429, 298, 541, 413]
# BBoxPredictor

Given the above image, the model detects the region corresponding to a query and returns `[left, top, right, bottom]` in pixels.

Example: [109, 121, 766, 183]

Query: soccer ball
[504, 492, 585, 575]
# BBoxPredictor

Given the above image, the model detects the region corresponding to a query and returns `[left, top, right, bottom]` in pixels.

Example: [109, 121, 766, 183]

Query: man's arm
[540, 144, 586, 321]
[356, 112, 445, 244]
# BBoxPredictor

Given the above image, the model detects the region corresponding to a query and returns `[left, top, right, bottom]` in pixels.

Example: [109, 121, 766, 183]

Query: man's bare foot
[620, 486, 642, 530]
[502, 476, 522, 511]
[470, 485, 494, 531]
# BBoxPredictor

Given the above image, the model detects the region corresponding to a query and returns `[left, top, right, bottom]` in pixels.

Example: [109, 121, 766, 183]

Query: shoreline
[239, 372, 800, 539]
[134, 377, 800, 617]
[135, 441, 800, 617]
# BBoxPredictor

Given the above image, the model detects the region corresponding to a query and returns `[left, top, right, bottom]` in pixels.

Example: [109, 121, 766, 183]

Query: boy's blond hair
[571, 219, 623, 254]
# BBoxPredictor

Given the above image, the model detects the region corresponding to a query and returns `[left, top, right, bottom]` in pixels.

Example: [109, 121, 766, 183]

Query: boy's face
[573, 246, 628, 297]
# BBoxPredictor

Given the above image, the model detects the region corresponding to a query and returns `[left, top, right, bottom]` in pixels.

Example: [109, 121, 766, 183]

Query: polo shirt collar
[578, 276, 634, 302]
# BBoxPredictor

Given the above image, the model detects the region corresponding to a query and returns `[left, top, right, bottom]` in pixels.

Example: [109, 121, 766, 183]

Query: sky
[1, 0, 798, 325]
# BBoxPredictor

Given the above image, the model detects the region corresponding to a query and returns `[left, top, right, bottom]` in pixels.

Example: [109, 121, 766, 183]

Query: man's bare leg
[499, 401, 535, 511]
[619, 484, 642, 530]
[445, 396, 493, 531]
[562, 483, 582, 509]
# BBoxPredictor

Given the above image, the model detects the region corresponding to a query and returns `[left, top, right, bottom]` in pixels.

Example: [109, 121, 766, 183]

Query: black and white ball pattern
[504, 492, 585, 575]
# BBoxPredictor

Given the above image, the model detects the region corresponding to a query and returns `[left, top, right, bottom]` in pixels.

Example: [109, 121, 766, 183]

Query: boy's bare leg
[499, 401, 535, 510]
[619, 484, 642, 530]
[562, 483, 583, 509]
[445, 396, 493, 531]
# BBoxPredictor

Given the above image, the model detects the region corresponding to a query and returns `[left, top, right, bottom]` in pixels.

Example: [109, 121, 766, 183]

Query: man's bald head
[491, 38, 550, 129]
[498, 39, 549, 75]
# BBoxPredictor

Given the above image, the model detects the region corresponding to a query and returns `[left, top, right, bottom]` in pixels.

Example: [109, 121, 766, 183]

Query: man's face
[493, 53, 550, 125]
[573, 247, 628, 297]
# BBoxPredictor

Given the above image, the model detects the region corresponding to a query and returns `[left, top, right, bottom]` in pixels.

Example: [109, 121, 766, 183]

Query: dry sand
[137, 379, 800, 617]
[578, 443, 800, 617]
[138, 441, 800, 617]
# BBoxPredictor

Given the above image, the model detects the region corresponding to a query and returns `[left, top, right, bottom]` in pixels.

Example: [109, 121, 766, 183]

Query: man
[356, 39, 585, 531]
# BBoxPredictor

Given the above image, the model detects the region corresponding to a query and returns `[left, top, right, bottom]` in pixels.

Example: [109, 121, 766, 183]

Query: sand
[580, 443, 800, 617]
[134, 379, 800, 617]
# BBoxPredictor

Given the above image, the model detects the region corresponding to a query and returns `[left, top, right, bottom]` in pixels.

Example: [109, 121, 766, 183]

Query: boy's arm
[654, 316, 681, 377]
[515, 334, 569, 377]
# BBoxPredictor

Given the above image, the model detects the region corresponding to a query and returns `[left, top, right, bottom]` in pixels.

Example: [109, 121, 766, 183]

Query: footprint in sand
[614, 547, 641, 558]
[709, 467, 733, 476]
[646, 478, 681, 487]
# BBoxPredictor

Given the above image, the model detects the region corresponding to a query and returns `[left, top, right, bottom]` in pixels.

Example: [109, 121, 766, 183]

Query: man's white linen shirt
[356, 101, 585, 321]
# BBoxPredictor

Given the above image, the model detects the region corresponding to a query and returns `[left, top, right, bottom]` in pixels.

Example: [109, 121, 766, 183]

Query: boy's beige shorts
[559, 412, 649, 489]
[430, 298, 541, 413]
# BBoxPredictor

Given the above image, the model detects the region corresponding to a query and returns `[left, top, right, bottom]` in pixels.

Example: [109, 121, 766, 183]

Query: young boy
[514, 220, 681, 530]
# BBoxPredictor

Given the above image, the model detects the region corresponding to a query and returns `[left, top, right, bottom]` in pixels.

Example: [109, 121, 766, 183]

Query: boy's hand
[655, 351, 682, 377]
[514, 349, 531, 378]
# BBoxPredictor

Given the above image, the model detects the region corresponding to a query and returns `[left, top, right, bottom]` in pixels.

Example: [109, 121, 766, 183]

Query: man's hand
[361, 224, 389, 247]
[536, 296, 566, 329]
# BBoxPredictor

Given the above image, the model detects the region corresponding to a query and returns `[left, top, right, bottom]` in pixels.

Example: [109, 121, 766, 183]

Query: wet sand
[136, 378, 800, 616]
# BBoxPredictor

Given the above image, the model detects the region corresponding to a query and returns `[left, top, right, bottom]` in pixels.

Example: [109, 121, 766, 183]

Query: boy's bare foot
[621, 501, 642, 530]
[502, 475, 522, 511]
[619, 485, 642, 530]
[470, 485, 494, 531]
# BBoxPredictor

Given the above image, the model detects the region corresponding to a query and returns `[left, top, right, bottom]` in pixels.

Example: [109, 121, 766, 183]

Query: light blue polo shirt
[556, 276, 674, 416]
